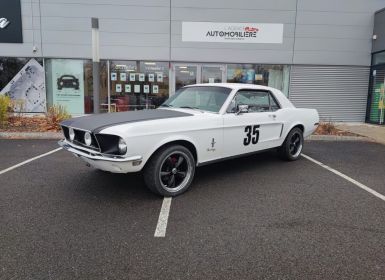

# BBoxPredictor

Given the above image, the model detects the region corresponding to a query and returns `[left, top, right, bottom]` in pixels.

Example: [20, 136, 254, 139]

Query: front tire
[278, 127, 304, 161]
[143, 145, 195, 196]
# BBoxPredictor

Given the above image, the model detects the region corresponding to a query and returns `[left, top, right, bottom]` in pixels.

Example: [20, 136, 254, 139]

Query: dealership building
[1, 0, 385, 124]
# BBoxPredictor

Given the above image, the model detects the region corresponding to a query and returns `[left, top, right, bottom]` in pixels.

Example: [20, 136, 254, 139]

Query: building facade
[1, 0, 385, 122]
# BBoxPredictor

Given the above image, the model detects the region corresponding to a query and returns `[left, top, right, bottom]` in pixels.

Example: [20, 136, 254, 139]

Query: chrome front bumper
[58, 139, 142, 166]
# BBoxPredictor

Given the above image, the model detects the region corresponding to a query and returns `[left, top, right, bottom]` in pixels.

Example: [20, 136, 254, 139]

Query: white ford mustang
[59, 83, 319, 196]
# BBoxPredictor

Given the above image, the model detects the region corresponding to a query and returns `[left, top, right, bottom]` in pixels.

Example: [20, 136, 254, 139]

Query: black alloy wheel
[144, 145, 195, 196]
[278, 127, 304, 161]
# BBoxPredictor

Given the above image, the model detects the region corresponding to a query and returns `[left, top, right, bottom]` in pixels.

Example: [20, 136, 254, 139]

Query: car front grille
[61, 125, 100, 151]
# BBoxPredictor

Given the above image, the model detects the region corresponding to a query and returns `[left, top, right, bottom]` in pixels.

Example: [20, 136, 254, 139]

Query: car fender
[143, 134, 199, 167]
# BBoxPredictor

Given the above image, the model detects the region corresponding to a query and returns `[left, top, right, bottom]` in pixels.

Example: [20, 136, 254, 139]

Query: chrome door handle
[268, 114, 277, 118]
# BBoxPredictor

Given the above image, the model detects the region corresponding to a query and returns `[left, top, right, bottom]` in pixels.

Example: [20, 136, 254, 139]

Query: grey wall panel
[39, 4, 169, 20]
[295, 25, 373, 40]
[293, 51, 371, 66]
[100, 46, 169, 61]
[35, 0, 169, 5]
[373, 9, 385, 52]
[297, 0, 385, 12]
[289, 65, 370, 122]
[294, 38, 372, 53]
[171, 8, 296, 23]
[294, 0, 385, 66]
[37, 1, 171, 59]
[171, 48, 293, 64]
[172, 0, 297, 10]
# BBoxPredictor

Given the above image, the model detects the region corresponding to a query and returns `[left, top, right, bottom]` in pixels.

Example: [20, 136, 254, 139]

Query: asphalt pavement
[0, 139, 384, 280]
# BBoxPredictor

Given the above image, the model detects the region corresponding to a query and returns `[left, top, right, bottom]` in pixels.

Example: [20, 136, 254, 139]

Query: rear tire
[143, 145, 195, 196]
[278, 127, 304, 161]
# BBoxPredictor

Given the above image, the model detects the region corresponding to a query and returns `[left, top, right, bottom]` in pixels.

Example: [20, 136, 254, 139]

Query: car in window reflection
[59, 83, 319, 197]
[57, 75, 79, 90]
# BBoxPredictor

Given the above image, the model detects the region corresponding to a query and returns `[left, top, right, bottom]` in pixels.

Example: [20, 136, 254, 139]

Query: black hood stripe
[60, 109, 193, 133]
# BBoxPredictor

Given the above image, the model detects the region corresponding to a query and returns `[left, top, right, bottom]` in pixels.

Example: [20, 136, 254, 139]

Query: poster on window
[139, 73, 145, 82]
[157, 73, 163, 82]
[50, 59, 84, 114]
[0, 59, 46, 112]
[152, 85, 159, 94]
[148, 73, 155, 82]
[120, 73, 127, 81]
[116, 84, 122, 93]
[143, 84, 149, 94]
[125, 84, 131, 93]
[111, 72, 117, 81]
[129, 73, 136, 81]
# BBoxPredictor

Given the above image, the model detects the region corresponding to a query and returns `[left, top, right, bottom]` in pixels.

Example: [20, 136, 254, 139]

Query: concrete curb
[0, 132, 62, 139]
[306, 135, 372, 141]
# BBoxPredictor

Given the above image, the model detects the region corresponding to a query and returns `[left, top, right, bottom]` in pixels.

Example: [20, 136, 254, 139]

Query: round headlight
[84, 132, 92, 146]
[69, 127, 75, 141]
[118, 138, 127, 154]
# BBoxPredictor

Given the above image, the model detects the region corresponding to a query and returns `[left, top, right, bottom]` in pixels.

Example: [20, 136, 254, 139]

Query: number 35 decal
[243, 125, 260, 146]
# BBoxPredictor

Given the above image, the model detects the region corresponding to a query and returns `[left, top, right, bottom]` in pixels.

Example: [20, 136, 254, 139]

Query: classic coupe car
[57, 75, 80, 90]
[59, 84, 319, 196]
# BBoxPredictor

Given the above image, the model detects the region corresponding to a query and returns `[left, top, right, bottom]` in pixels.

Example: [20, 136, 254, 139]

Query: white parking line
[0, 148, 62, 175]
[302, 154, 385, 202]
[154, 197, 172, 237]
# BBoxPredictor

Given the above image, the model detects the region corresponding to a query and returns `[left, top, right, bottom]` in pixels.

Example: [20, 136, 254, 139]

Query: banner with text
[182, 22, 283, 44]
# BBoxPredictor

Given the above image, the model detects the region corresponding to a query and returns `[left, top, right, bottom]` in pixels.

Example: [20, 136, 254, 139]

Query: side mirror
[236, 104, 249, 115]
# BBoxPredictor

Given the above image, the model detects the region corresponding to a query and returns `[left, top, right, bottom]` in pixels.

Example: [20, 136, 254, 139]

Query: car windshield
[161, 86, 232, 113]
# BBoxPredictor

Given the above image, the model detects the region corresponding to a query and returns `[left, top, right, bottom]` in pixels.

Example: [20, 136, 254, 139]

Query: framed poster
[111, 72, 117, 81]
[120, 73, 127, 81]
[125, 84, 131, 93]
[129, 73, 136, 81]
[134, 84, 140, 93]
[157, 73, 163, 82]
[49, 59, 85, 114]
[115, 84, 122, 93]
[143, 84, 149, 94]
[148, 73, 155, 82]
[152, 85, 159, 94]
[139, 73, 145, 82]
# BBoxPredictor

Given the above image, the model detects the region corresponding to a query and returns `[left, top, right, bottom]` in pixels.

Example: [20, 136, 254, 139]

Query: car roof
[184, 83, 275, 91]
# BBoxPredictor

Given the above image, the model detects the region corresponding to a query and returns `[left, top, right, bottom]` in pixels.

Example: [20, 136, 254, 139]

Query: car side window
[227, 90, 280, 113]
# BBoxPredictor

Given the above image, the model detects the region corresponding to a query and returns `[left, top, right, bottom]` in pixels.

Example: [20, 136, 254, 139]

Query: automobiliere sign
[182, 22, 283, 44]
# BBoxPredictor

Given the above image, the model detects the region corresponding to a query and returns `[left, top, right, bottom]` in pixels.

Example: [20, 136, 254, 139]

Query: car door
[222, 89, 283, 158]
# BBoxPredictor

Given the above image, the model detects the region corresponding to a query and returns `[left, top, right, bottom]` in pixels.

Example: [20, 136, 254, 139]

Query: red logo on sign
[244, 27, 258, 32]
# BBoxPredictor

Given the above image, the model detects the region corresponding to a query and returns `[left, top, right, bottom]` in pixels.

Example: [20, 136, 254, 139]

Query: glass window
[373, 51, 385, 66]
[227, 90, 280, 113]
[162, 86, 232, 113]
[109, 61, 169, 112]
[0, 57, 45, 112]
[227, 64, 290, 96]
[45, 58, 107, 115]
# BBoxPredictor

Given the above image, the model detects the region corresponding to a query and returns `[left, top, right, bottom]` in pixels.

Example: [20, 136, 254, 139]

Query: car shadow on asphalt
[68, 149, 287, 200]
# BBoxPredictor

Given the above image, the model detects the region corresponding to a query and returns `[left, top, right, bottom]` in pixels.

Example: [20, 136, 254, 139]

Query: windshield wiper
[160, 104, 173, 107]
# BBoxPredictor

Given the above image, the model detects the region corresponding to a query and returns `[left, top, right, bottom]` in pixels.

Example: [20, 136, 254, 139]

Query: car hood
[60, 109, 193, 133]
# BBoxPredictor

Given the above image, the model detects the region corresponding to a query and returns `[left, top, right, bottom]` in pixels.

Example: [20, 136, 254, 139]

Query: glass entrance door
[367, 67, 385, 124]
[174, 65, 198, 92]
[201, 65, 225, 84]
[171, 64, 226, 94]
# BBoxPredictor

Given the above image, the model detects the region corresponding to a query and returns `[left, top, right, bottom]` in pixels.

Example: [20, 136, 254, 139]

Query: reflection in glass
[175, 66, 197, 91]
[162, 86, 231, 113]
[108, 61, 169, 111]
[202, 66, 222, 83]
[227, 64, 290, 96]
